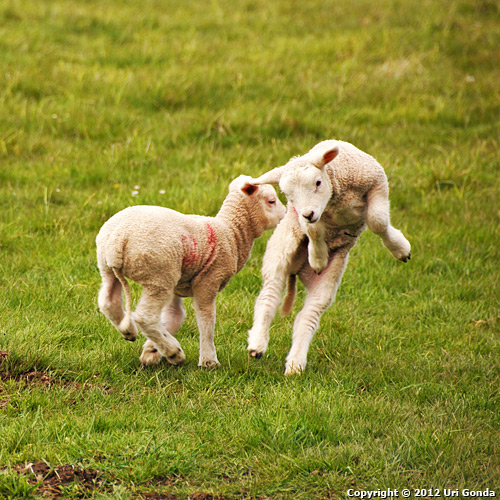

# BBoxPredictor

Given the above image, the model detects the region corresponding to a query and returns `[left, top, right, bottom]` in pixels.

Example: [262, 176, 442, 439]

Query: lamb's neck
[216, 194, 263, 270]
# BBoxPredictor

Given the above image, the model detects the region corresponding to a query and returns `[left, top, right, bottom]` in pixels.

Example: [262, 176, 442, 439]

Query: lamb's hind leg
[98, 269, 138, 341]
[285, 249, 349, 375]
[135, 289, 185, 367]
[161, 295, 186, 334]
[141, 296, 186, 365]
[366, 186, 411, 262]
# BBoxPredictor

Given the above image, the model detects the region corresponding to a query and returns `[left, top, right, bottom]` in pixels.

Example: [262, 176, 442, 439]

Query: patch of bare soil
[5, 461, 236, 499]
[187, 494, 227, 500]
[6, 462, 231, 499]
[139, 493, 178, 500]
[0, 351, 57, 388]
[0, 351, 113, 394]
[8, 461, 104, 499]
[140, 494, 227, 500]
[0, 369, 59, 386]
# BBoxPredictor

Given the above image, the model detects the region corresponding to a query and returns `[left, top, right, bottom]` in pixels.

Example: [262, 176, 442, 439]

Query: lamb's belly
[323, 225, 364, 250]
[174, 273, 229, 297]
[322, 203, 366, 227]
[174, 271, 197, 297]
[174, 283, 194, 298]
[321, 206, 366, 249]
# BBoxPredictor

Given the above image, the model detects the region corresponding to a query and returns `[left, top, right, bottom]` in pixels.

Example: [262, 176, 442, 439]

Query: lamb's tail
[282, 274, 297, 316]
[112, 267, 137, 340]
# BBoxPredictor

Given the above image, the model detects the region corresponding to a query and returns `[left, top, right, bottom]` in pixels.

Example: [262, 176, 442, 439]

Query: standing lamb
[247, 140, 411, 375]
[96, 175, 285, 368]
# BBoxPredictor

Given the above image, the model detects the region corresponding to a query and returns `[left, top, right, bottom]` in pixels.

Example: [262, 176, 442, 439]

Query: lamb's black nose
[303, 211, 315, 222]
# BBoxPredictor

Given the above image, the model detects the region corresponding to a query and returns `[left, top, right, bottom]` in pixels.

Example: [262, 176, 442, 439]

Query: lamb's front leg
[193, 292, 219, 368]
[247, 273, 287, 358]
[308, 239, 329, 274]
[248, 212, 303, 358]
[305, 221, 329, 274]
[285, 249, 349, 375]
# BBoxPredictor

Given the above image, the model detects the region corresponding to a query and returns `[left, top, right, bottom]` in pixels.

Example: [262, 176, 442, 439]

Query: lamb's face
[256, 184, 286, 230]
[229, 175, 285, 230]
[250, 143, 340, 229]
[279, 163, 332, 226]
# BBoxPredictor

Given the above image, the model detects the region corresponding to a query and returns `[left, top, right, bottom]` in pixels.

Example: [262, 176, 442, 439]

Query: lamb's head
[228, 175, 286, 231]
[251, 144, 339, 229]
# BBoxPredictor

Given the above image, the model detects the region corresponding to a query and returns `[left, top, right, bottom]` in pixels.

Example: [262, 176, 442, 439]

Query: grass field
[0, 0, 499, 498]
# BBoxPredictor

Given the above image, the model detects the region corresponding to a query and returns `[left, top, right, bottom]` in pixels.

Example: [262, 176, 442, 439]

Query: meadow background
[0, 0, 499, 498]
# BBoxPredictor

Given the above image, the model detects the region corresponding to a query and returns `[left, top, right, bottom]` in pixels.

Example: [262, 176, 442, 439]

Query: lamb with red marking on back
[96, 175, 285, 369]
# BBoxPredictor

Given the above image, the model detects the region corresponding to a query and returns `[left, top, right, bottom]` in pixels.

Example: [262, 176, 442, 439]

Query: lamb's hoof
[140, 347, 162, 366]
[166, 348, 186, 366]
[118, 319, 138, 341]
[284, 362, 305, 376]
[199, 359, 220, 369]
[400, 251, 412, 263]
[311, 263, 328, 275]
[249, 349, 263, 359]
[310, 257, 328, 275]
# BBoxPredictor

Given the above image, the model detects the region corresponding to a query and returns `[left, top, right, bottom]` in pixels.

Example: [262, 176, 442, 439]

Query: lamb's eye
[268, 199, 275, 204]
[316, 180, 322, 187]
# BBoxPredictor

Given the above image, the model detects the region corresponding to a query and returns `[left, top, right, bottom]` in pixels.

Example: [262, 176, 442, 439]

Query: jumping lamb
[96, 175, 285, 368]
[247, 140, 411, 375]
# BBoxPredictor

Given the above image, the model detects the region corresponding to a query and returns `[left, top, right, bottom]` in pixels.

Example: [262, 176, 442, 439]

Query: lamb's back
[97, 206, 208, 282]
[326, 140, 387, 192]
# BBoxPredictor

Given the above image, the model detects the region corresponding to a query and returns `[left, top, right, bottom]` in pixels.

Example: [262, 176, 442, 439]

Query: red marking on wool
[291, 205, 298, 216]
[206, 223, 217, 249]
[200, 223, 217, 274]
[182, 234, 199, 267]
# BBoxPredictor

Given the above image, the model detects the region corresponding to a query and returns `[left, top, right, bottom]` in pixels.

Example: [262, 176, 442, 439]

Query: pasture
[0, 0, 499, 498]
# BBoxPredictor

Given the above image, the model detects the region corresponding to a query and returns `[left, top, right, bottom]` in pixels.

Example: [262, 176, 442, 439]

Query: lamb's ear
[241, 183, 258, 196]
[311, 146, 340, 169]
[251, 166, 285, 185]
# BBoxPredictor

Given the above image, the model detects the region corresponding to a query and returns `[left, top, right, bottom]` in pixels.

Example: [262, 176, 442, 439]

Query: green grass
[0, 0, 499, 498]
